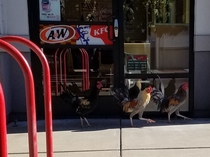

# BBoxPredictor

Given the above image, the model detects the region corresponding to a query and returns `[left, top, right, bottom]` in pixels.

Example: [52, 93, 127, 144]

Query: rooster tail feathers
[60, 82, 78, 105]
[151, 87, 165, 110]
[110, 82, 129, 104]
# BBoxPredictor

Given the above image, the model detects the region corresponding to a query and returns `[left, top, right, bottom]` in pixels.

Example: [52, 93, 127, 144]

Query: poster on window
[39, 24, 113, 45]
[75, 25, 113, 45]
[39, 0, 61, 21]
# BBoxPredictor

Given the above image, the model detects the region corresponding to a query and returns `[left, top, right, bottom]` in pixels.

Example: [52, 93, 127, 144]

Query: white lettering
[93, 26, 108, 36]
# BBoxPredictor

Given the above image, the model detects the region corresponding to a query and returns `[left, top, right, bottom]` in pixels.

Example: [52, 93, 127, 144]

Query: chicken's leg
[80, 117, 84, 127]
[80, 117, 91, 127]
[138, 111, 155, 123]
[175, 110, 192, 120]
[167, 102, 185, 123]
[84, 117, 91, 127]
[129, 109, 140, 127]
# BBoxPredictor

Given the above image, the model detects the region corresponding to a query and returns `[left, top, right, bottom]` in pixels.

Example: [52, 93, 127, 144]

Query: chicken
[60, 78, 103, 127]
[65, 73, 102, 97]
[68, 82, 81, 94]
[151, 82, 191, 122]
[161, 82, 190, 122]
[111, 82, 155, 126]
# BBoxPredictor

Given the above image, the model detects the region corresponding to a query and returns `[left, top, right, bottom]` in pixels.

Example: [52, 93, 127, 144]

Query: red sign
[39, 24, 113, 45]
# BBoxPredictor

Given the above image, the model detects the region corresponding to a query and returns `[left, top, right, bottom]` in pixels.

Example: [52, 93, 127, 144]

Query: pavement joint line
[8, 147, 210, 155]
[8, 149, 121, 155]
[123, 146, 210, 151]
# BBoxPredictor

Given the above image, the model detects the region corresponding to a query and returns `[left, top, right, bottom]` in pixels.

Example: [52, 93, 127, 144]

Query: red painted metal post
[0, 83, 7, 157]
[1, 36, 54, 157]
[0, 39, 38, 157]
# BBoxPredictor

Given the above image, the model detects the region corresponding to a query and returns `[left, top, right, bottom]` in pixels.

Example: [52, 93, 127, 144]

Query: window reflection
[123, 0, 190, 74]
[44, 48, 113, 96]
[40, 0, 113, 22]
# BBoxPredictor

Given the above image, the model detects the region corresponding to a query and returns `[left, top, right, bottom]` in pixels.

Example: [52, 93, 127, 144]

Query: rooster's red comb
[183, 82, 188, 86]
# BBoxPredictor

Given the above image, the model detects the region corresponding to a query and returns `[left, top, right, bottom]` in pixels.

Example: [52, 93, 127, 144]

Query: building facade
[0, 0, 210, 120]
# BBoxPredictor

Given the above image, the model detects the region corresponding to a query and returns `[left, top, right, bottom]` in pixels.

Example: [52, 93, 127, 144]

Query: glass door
[123, 0, 191, 114]
[35, 0, 122, 96]
[28, 0, 124, 117]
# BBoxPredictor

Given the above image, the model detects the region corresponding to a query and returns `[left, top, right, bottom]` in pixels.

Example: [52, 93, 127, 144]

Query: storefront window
[39, 0, 112, 22]
[123, 0, 190, 74]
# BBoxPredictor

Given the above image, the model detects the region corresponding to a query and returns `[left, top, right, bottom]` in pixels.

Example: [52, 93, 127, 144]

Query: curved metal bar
[59, 49, 67, 93]
[0, 83, 7, 157]
[80, 48, 89, 90]
[54, 49, 60, 96]
[63, 49, 68, 87]
[83, 48, 89, 89]
[0, 36, 53, 157]
[0, 39, 38, 157]
[79, 49, 86, 91]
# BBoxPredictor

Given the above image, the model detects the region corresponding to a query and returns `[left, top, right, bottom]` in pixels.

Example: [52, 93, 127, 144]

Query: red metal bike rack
[63, 49, 68, 87]
[0, 83, 7, 157]
[59, 49, 68, 93]
[0, 39, 38, 157]
[79, 48, 89, 91]
[1, 36, 53, 157]
[54, 49, 67, 95]
[83, 48, 89, 89]
[55, 48, 89, 92]
[54, 49, 59, 96]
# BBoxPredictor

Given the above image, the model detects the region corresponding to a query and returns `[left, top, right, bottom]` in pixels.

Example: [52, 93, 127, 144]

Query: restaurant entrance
[28, 0, 192, 118]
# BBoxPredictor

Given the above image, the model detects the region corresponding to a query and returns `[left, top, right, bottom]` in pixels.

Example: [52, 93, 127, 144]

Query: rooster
[111, 81, 155, 126]
[151, 82, 191, 122]
[60, 78, 103, 127]
[161, 82, 190, 122]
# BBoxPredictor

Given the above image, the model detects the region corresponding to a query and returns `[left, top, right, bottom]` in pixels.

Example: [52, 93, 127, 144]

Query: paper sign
[39, 0, 61, 21]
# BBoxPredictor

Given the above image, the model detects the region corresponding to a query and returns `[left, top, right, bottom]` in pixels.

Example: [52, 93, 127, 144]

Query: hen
[151, 82, 191, 122]
[161, 82, 190, 122]
[64, 76, 100, 97]
[60, 78, 103, 127]
[111, 81, 155, 126]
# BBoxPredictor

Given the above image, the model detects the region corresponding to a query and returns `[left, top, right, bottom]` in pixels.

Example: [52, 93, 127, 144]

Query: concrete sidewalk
[6, 118, 210, 157]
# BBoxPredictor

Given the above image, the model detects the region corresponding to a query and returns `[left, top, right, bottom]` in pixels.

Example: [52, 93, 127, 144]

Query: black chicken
[65, 73, 102, 97]
[60, 77, 103, 127]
